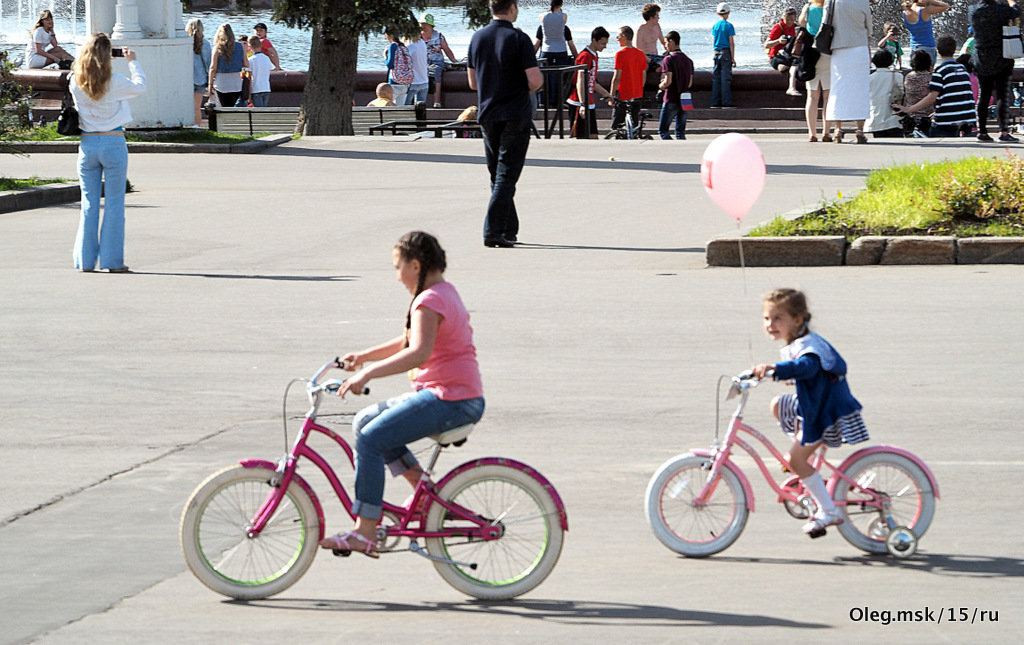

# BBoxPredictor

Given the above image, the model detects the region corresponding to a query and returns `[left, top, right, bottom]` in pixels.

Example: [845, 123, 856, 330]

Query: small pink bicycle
[645, 371, 939, 558]
[180, 359, 567, 600]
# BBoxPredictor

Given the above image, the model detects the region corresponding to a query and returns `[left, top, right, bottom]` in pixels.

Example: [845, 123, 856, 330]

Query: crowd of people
[22, 2, 1023, 143]
[767, 0, 1021, 143]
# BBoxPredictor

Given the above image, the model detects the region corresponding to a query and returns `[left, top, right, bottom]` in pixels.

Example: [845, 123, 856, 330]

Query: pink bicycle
[645, 371, 939, 558]
[180, 359, 567, 600]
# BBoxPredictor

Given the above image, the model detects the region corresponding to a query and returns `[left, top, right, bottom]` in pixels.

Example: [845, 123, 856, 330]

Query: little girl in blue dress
[753, 288, 869, 534]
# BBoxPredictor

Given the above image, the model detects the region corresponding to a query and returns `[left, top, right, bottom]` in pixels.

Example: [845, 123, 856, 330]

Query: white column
[111, 0, 142, 39]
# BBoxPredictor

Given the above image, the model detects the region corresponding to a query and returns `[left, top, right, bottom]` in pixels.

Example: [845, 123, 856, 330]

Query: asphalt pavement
[1, 134, 1022, 644]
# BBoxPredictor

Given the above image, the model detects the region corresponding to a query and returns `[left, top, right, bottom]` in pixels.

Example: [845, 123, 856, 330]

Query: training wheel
[885, 526, 918, 558]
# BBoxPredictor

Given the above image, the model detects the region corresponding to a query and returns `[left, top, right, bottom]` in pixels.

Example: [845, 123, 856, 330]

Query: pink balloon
[700, 133, 766, 221]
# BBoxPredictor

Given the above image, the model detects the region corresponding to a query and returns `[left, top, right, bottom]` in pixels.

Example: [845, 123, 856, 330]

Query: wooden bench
[369, 119, 482, 137]
[206, 104, 425, 135]
[207, 106, 300, 135]
[352, 105, 422, 134]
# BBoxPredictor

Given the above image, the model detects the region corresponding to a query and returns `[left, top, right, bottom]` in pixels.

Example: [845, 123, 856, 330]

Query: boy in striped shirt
[894, 34, 974, 137]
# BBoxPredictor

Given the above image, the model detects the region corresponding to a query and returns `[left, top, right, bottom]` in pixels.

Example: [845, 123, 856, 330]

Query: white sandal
[319, 531, 380, 558]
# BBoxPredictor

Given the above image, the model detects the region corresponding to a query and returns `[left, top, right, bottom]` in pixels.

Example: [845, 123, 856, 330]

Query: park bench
[207, 104, 426, 136]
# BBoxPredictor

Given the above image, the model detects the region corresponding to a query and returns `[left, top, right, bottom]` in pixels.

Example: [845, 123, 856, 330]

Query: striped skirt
[778, 393, 870, 448]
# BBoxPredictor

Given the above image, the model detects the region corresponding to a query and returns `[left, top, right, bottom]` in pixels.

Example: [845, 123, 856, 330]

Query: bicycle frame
[242, 362, 569, 547]
[693, 376, 939, 514]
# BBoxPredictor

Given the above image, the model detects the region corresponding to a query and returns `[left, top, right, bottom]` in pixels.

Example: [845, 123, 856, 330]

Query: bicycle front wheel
[645, 454, 748, 557]
[833, 452, 936, 554]
[180, 465, 320, 600]
[425, 464, 564, 600]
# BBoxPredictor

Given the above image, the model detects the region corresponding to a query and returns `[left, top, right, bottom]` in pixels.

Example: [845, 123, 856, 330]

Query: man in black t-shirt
[467, 0, 543, 248]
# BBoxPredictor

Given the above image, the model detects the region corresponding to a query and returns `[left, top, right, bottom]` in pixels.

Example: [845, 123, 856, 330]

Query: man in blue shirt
[710, 2, 736, 108]
[467, 0, 543, 248]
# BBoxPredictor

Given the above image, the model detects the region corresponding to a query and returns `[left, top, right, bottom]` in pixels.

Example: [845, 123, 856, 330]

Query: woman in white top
[25, 10, 74, 69]
[69, 33, 146, 272]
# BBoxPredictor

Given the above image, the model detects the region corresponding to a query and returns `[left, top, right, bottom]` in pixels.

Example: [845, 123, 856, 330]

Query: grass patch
[0, 176, 72, 190]
[750, 154, 1024, 239]
[8, 122, 262, 143]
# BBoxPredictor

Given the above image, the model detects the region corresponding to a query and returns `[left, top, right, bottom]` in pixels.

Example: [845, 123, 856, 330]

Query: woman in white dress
[824, 0, 872, 143]
[25, 10, 74, 69]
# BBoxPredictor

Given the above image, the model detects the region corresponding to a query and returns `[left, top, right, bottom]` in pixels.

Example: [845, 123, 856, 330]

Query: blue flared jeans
[351, 389, 485, 520]
[73, 134, 128, 271]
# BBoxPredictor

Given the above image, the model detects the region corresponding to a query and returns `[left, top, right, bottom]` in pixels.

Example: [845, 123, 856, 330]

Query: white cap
[716, 2, 731, 14]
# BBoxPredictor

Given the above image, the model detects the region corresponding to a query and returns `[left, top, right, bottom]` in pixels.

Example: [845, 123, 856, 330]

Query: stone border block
[707, 237, 846, 266]
[846, 236, 888, 265]
[957, 238, 1024, 264]
[880, 236, 956, 265]
[0, 183, 80, 214]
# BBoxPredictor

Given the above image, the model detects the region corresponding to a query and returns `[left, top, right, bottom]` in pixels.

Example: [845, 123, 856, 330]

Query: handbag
[56, 72, 81, 136]
[679, 92, 694, 111]
[815, 0, 836, 56]
[1003, 24, 1024, 59]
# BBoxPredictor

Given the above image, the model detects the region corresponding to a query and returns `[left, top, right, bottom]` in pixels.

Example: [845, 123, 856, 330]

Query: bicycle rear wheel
[180, 465, 320, 600]
[833, 452, 936, 554]
[425, 464, 564, 600]
[645, 454, 748, 557]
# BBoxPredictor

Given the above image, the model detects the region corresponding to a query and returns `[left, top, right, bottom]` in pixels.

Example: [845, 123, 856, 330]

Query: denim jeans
[658, 102, 687, 139]
[911, 46, 937, 68]
[351, 389, 485, 520]
[711, 50, 733, 107]
[73, 134, 128, 270]
[406, 83, 429, 105]
[389, 83, 409, 107]
[480, 119, 531, 241]
[928, 123, 964, 138]
[250, 92, 270, 107]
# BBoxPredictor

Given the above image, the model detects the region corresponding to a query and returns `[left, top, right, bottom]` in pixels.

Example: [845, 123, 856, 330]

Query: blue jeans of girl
[351, 389, 485, 520]
[73, 133, 128, 271]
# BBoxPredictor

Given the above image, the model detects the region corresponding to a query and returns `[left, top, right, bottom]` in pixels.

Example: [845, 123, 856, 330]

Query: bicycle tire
[645, 454, 748, 557]
[180, 465, 320, 600]
[833, 452, 936, 554]
[424, 464, 564, 599]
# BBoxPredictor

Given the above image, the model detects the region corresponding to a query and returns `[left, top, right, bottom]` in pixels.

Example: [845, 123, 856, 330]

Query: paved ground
[2, 135, 1022, 644]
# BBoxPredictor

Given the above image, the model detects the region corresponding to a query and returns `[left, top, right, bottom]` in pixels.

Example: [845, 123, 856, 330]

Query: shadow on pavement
[707, 553, 1024, 578]
[269, 147, 872, 177]
[128, 271, 359, 282]
[229, 597, 829, 629]
[512, 243, 704, 253]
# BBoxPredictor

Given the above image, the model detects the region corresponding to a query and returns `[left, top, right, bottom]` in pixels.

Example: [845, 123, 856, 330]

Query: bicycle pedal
[806, 528, 827, 539]
[331, 548, 352, 557]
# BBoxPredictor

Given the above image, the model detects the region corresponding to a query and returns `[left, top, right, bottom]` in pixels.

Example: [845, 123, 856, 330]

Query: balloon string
[738, 220, 754, 365]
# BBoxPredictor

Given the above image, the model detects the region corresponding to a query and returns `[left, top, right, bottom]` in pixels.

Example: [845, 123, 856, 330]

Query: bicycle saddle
[431, 424, 475, 447]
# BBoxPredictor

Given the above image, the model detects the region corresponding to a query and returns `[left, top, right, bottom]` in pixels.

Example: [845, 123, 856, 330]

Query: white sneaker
[802, 509, 844, 534]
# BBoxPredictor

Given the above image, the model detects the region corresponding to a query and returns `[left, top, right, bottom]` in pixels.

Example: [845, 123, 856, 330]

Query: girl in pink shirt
[320, 231, 485, 557]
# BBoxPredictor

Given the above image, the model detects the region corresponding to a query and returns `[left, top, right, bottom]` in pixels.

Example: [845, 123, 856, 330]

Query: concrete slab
[707, 237, 846, 266]
[957, 237, 1024, 264]
[880, 237, 957, 265]
[2, 135, 1022, 644]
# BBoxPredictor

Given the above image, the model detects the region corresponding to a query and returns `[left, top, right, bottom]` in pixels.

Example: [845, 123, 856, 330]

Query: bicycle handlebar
[308, 358, 370, 397]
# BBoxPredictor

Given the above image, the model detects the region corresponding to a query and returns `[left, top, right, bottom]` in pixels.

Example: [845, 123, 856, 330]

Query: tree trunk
[298, 25, 358, 135]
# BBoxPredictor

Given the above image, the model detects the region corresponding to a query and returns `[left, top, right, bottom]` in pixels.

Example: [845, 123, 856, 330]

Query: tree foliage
[269, 0, 491, 135]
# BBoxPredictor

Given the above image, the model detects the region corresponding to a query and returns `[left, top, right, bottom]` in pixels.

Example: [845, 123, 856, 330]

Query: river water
[3, 0, 772, 71]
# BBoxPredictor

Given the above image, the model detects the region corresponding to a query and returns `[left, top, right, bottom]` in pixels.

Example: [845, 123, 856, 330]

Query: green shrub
[749, 154, 1024, 239]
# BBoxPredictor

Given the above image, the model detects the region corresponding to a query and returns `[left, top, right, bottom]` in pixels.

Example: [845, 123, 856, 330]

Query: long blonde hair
[31, 9, 53, 32]
[72, 33, 112, 101]
[214, 23, 236, 62]
[186, 19, 205, 55]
